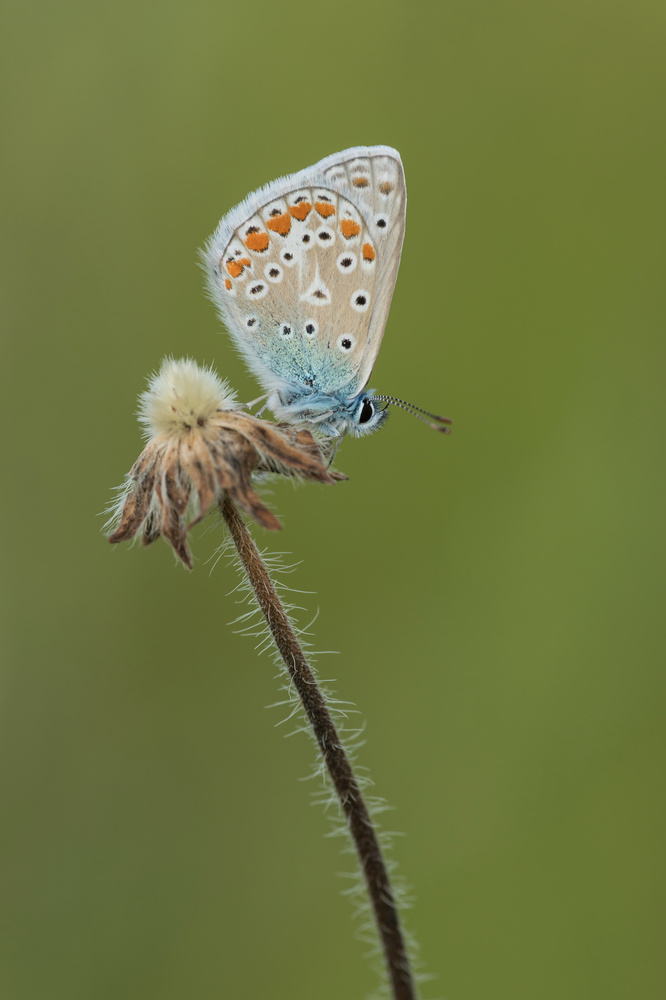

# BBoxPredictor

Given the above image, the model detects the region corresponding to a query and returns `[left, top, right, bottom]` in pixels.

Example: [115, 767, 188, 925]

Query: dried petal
[108, 451, 161, 543]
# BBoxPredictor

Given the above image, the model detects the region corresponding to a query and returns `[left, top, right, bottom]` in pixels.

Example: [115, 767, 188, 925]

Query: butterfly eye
[359, 400, 375, 424]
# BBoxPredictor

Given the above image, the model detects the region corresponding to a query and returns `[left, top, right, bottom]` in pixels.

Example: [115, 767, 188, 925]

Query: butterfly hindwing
[208, 183, 380, 398]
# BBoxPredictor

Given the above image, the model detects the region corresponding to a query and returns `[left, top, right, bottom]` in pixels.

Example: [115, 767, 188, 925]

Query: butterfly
[203, 145, 450, 437]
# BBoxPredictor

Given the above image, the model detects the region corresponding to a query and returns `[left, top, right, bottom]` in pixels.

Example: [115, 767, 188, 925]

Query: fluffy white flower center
[139, 358, 238, 437]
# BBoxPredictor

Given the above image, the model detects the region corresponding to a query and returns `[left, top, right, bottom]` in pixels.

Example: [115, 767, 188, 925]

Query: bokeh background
[2, 1, 664, 998]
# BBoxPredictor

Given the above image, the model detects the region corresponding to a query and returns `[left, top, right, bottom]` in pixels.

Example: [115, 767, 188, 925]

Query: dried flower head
[107, 358, 345, 567]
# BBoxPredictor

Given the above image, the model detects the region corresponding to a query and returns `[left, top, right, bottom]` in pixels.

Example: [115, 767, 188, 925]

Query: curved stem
[220, 497, 417, 1000]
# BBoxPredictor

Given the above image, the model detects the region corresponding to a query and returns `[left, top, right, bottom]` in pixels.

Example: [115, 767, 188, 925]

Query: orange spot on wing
[315, 201, 335, 218]
[340, 219, 361, 239]
[245, 231, 270, 252]
[379, 181, 394, 194]
[224, 278, 232, 290]
[266, 212, 292, 236]
[353, 176, 369, 188]
[289, 201, 312, 221]
[226, 257, 252, 278]
[362, 242, 376, 261]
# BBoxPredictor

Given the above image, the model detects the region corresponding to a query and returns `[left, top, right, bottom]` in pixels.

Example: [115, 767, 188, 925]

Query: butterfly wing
[317, 146, 406, 392]
[204, 146, 405, 408]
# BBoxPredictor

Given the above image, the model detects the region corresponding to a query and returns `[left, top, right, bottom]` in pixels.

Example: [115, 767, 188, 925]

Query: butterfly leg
[242, 392, 271, 414]
[327, 431, 346, 466]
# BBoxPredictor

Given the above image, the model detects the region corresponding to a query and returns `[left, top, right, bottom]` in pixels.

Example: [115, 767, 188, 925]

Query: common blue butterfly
[204, 146, 450, 437]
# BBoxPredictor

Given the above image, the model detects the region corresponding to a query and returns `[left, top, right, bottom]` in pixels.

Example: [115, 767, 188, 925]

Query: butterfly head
[269, 387, 449, 438]
[267, 387, 388, 437]
[329, 391, 451, 437]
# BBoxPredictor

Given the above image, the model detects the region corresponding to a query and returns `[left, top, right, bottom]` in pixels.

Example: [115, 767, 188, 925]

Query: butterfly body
[204, 146, 406, 436]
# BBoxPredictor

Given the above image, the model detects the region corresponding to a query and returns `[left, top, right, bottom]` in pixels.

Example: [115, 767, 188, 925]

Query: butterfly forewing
[205, 146, 405, 409]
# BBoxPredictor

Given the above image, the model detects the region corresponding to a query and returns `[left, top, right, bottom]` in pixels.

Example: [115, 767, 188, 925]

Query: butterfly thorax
[270, 386, 388, 437]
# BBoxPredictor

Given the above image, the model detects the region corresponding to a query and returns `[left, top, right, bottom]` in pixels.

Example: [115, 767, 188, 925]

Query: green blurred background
[2, 1, 664, 997]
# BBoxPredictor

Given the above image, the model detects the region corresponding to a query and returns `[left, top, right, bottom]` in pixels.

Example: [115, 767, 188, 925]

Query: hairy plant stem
[220, 496, 417, 1000]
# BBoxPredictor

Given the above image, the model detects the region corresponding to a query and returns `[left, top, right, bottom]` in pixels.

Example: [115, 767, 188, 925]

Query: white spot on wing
[300, 265, 331, 307]
[337, 333, 355, 352]
[336, 251, 357, 274]
[245, 281, 269, 300]
[265, 263, 283, 283]
[351, 290, 370, 313]
[315, 225, 335, 245]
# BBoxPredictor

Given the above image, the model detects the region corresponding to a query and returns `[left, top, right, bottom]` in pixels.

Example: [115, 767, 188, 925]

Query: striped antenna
[370, 395, 452, 433]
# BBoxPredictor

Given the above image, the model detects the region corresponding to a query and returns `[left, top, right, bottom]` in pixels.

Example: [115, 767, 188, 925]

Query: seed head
[107, 358, 345, 568]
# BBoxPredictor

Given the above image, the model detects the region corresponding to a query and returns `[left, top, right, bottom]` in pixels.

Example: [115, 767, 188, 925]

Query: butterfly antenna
[370, 395, 452, 433]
